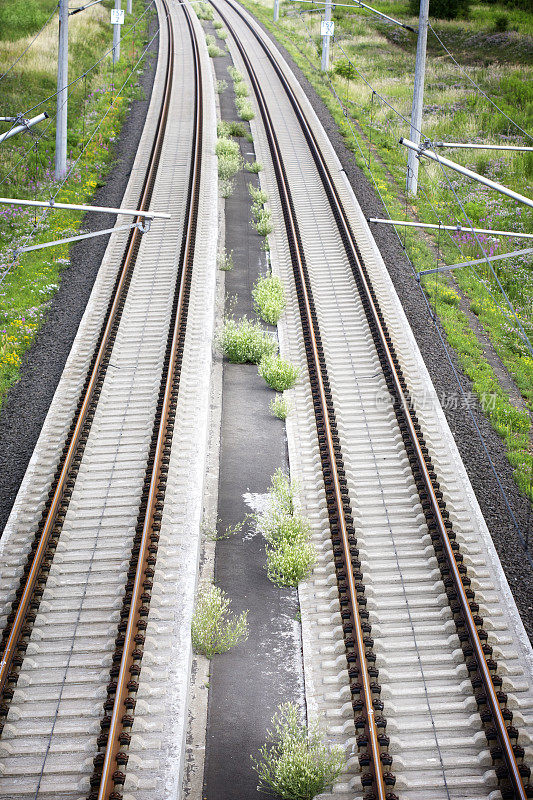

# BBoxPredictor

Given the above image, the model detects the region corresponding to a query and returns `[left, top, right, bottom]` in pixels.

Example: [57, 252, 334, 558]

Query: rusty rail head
[221, 3, 528, 794]
[0, 4, 176, 708]
[94, 1, 203, 797]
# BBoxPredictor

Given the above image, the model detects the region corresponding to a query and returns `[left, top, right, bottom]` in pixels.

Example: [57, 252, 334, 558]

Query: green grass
[0, 0, 152, 407]
[236, 0, 533, 503]
[0, 0, 58, 41]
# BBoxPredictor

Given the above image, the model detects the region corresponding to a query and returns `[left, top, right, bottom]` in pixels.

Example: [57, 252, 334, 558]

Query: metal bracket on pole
[400, 137, 533, 210]
[367, 218, 533, 240]
[417, 247, 533, 278]
[0, 113, 49, 145]
[274, 0, 280, 21]
[14, 220, 151, 257]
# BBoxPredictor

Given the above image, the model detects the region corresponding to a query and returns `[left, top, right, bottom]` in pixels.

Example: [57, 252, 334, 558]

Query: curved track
[211, 1, 533, 797]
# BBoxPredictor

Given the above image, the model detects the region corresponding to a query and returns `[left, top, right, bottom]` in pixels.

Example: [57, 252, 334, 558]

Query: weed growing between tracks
[0, 0, 154, 408]
[253, 273, 286, 324]
[252, 702, 344, 799]
[191, 585, 249, 658]
[218, 316, 278, 363]
[257, 470, 316, 587]
[270, 393, 291, 419]
[235, 0, 533, 503]
[245, 160, 263, 173]
[259, 354, 299, 391]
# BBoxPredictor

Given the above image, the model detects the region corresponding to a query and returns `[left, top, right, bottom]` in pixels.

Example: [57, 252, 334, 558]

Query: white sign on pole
[321, 19, 334, 36]
[111, 8, 125, 23]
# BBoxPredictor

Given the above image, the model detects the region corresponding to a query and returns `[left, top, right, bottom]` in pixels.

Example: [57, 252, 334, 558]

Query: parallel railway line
[211, 1, 532, 797]
[0, 0, 207, 796]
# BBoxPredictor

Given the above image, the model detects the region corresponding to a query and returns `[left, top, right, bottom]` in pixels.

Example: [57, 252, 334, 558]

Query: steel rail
[93, 1, 202, 797]
[218, 2, 529, 797]
[0, 0, 174, 710]
[213, 4, 389, 798]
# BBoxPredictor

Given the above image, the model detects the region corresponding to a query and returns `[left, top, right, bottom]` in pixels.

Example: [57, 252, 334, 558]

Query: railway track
[210, 1, 533, 797]
[0, 0, 217, 797]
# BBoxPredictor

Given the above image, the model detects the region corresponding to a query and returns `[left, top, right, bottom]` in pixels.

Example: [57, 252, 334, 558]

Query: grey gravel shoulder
[237, 5, 533, 642]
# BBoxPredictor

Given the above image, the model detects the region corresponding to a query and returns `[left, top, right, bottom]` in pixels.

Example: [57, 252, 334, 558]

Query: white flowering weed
[191, 585, 248, 659]
[252, 703, 344, 800]
[253, 273, 286, 325]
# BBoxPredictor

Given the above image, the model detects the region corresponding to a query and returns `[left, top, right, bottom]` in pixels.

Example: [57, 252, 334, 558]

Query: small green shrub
[263, 510, 310, 548]
[208, 44, 225, 58]
[215, 136, 243, 181]
[228, 121, 248, 137]
[228, 65, 245, 82]
[218, 248, 234, 271]
[213, 19, 223, 29]
[493, 13, 509, 31]
[249, 183, 268, 205]
[217, 120, 231, 137]
[234, 80, 249, 97]
[191, 585, 248, 658]
[259, 355, 299, 391]
[244, 161, 263, 173]
[205, 33, 215, 46]
[334, 58, 356, 81]
[266, 538, 317, 586]
[195, 2, 214, 19]
[220, 179, 235, 198]
[218, 29, 228, 40]
[253, 274, 286, 324]
[218, 316, 278, 363]
[270, 394, 291, 419]
[216, 79, 228, 94]
[269, 468, 296, 515]
[251, 208, 273, 237]
[252, 703, 344, 799]
[236, 96, 255, 121]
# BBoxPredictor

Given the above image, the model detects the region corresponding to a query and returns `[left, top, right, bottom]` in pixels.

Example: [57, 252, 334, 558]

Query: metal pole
[406, 0, 428, 196]
[55, 0, 69, 181]
[400, 137, 533, 210]
[113, 0, 121, 64]
[127, 0, 132, 12]
[274, 0, 280, 21]
[321, 0, 332, 71]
